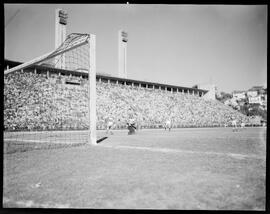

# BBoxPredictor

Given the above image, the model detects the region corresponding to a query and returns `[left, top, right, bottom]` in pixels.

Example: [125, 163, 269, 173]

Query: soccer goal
[4, 33, 97, 148]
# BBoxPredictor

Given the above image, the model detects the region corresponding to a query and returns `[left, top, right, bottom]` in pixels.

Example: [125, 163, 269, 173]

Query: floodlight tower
[118, 30, 128, 78]
[55, 9, 68, 69]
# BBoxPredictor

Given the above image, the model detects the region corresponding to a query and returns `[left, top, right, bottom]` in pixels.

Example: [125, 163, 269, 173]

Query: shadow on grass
[97, 136, 108, 144]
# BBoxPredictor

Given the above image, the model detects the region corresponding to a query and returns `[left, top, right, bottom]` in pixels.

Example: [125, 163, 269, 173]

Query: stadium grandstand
[4, 59, 250, 132]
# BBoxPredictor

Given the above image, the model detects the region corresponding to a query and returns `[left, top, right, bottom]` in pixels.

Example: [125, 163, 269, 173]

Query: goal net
[4, 33, 97, 153]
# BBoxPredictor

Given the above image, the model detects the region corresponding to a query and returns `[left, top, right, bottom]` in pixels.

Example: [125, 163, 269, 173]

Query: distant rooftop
[232, 90, 246, 94]
[249, 86, 265, 91]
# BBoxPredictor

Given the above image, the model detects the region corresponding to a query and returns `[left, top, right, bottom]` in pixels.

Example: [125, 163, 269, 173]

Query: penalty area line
[4, 138, 86, 144]
[4, 138, 52, 143]
[100, 145, 265, 160]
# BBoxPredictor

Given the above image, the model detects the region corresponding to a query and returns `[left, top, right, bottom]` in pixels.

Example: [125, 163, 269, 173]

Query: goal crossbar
[5, 33, 90, 75]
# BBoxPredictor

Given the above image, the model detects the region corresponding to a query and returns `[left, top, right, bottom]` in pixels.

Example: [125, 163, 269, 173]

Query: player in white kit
[164, 119, 172, 131]
[106, 117, 114, 135]
[232, 119, 238, 132]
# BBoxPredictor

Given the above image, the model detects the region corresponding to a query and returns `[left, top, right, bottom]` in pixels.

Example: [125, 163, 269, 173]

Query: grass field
[3, 127, 266, 209]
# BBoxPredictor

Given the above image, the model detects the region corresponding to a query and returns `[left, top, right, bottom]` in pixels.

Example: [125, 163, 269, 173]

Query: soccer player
[232, 119, 238, 132]
[165, 118, 172, 131]
[106, 117, 114, 135]
[127, 117, 136, 135]
[241, 122, 245, 129]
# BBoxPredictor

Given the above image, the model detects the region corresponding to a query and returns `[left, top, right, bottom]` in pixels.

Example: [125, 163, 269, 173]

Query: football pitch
[3, 127, 266, 209]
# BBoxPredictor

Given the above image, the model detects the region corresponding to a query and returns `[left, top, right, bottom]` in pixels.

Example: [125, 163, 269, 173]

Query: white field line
[3, 129, 129, 135]
[4, 138, 85, 144]
[100, 144, 265, 160]
[4, 138, 52, 143]
[4, 130, 90, 135]
[3, 197, 70, 208]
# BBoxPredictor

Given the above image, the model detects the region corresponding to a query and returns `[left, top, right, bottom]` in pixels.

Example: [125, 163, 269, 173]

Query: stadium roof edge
[4, 59, 208, 94]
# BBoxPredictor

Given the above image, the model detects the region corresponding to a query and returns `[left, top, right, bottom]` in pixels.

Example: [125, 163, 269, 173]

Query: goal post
[4, 33, 97, 145]
[88, 34, 97, 145]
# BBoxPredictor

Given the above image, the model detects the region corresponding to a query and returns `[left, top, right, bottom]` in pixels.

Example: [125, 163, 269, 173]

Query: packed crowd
[4, 71, 250, 131]
[96, 81, 250, 129]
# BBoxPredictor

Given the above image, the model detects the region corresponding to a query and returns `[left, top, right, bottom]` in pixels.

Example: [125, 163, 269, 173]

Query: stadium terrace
[4, 59, 250, 132]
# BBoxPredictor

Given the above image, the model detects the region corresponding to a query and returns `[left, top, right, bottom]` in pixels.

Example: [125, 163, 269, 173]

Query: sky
[4, 4, 267, 93]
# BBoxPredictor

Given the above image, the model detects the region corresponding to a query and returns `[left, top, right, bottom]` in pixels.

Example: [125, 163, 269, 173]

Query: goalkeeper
[127, 117, 136, 135]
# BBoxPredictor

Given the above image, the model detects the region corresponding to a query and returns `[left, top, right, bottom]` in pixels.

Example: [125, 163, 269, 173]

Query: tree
[248, 106, 267, 120]
[239, 104, 249, 116]
[216, 91, 232, 103]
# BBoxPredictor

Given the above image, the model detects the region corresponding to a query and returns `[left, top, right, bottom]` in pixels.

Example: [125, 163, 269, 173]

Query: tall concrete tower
[55, 9, 68, 69]
[118, 30, 128, 78]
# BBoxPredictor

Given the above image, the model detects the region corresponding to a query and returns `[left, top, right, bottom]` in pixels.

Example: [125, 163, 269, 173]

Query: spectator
[4, 70, 251, 131]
